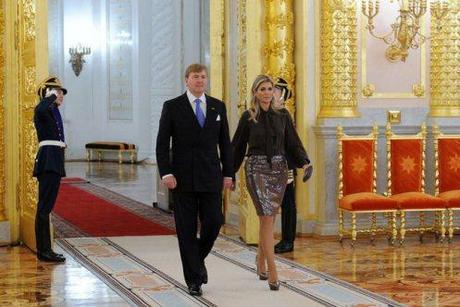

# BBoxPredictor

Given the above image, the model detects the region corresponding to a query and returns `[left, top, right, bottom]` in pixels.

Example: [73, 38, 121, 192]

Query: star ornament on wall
[351, 155, 367, 174]
[400, 156, 416, 174]
[448, 154, 460, 173]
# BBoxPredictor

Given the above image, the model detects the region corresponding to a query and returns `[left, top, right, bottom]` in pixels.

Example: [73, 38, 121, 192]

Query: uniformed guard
[33, 77, 67, 262]
[273, 77, 298, 254]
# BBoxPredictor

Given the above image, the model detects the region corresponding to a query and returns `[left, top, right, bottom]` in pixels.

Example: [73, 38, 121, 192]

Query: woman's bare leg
[259, 215, 278, 282]
[257, 218, 267, 274]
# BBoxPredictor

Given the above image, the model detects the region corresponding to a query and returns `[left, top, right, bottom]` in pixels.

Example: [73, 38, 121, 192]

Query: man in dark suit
[156, 64, 234, 296]
[33, 77, 67, 263]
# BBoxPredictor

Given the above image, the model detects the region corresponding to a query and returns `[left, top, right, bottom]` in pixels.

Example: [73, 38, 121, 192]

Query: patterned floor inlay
[57, 237, 214, 307]
[59, 235, 403, 307]
[209, 236, 402, 307]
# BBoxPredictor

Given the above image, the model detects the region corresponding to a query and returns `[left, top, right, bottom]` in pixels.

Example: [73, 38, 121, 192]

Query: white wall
[48, 0, 209, 162]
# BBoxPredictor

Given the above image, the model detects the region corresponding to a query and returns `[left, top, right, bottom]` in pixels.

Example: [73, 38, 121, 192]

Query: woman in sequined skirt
[232, 75, 310, 290]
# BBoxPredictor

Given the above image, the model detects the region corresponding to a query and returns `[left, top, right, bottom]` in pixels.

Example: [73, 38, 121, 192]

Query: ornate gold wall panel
[209, 0, 225, 100]
[318, 1, 359, 118]
[0, 0, 6, 221]
[235, 0, 264, 244]
[264, 0, 295, 117]
[430, 3, 460, 116]
[15, 0, 48, 250]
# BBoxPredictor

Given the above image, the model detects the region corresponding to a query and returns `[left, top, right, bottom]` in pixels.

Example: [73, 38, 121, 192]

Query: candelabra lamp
[69, 44, 91, 76]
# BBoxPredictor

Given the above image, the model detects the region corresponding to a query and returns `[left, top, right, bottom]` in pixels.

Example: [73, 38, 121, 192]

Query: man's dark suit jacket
[33, 95, 66, 177]
[156, 93, 234, 192]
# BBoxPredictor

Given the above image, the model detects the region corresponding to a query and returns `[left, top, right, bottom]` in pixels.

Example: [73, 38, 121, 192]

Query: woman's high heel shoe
[255, 256, 268, 280]
[268, 280, 280, 291]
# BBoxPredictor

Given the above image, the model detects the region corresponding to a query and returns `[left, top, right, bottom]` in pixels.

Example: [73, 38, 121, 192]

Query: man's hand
[161, 175, 177, 190]
[223, 177, 233, 190]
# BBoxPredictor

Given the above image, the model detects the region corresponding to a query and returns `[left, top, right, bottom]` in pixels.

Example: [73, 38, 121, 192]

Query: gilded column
[318, 1, 358, 118]
[0, 0, 6, 221]
[264, 0, 295, 116]
[430, 3, 460, 116]
[236, 0, 263, 244]
[209, 0, 225, 99]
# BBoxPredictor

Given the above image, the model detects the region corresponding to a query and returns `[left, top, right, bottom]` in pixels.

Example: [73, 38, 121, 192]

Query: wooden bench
[85, 142, 137, 164]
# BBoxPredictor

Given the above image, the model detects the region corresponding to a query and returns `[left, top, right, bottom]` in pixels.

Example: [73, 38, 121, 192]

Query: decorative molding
[430, 4, 460, 116]
[0, 0, 5, 221]
[361, 12, 426, 99]
[412, 84, 425, 97]
[264, 0, 295, 117]
[237, 0, 247, 114]
[22, 0, 36, 41]
[318, 1, 359, 117]
[362, 83, 375, 98]
[108, 0, 133, 120]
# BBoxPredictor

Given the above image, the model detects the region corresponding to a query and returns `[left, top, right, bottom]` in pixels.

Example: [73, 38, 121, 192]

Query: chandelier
[361, 0, 450, 62]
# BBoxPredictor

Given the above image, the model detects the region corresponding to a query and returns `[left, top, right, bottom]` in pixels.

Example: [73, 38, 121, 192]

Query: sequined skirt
[245, 155, 288, 216]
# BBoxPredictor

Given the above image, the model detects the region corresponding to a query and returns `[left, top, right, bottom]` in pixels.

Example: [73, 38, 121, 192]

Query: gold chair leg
[400, 211, 406, 245]
[370, 213, 376, 243]
[118, 151, 123, 164]
[391, 212, 397, 245]
[419, 212, 425, 243]
[440, 210, 446, 243]
[97, 150, 102, 162]
[351, 213, 357, 247]
[338, 210, 344, 243]
[448, 209, 454, 243]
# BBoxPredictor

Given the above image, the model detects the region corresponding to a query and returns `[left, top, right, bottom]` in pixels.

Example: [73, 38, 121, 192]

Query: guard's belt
[39, 140, 66, 148]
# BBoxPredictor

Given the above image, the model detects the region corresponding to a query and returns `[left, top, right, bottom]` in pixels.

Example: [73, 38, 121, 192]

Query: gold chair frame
[433, 125, 460, 243]
[337, 124, 397, 246]
[386, 123, 446, 244]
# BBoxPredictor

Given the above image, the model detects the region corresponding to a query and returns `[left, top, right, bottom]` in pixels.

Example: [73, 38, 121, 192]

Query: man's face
[185, 70, 207, 96]
[273, 87, 284, 109]
[55, 89, 65, 106]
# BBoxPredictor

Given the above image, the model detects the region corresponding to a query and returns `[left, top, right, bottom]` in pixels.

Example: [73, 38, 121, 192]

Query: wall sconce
[69, 43, 91, 76]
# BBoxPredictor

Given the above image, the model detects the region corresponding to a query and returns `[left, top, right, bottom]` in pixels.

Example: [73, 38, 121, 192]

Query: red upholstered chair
[433, 125, 460, 243]
[386, 123, 446, 244]
[337, 125, 398, 246]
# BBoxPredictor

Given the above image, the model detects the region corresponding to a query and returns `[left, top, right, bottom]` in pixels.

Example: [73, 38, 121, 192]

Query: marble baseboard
[0, 221, 11, 246]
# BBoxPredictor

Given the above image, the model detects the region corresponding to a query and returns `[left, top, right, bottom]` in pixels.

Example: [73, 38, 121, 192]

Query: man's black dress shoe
[274, 241, 294, 254]
[188, 284, 203, 296]
[200, 264, 208, 284]
[50, 250, 64, 258]
[37, 251, 66, 263]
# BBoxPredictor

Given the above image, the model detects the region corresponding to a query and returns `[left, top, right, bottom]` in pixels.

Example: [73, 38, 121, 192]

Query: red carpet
[54, 183, 175, 236]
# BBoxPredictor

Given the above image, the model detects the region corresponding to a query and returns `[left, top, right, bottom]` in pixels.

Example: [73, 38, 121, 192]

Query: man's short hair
[185, 64, 208, 78]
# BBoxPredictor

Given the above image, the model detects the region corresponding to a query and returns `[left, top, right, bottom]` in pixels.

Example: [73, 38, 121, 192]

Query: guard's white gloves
[45, 88, 58, 98]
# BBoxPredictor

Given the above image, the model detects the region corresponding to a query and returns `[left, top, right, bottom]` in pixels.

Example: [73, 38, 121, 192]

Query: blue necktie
[194, 99, 205, 128]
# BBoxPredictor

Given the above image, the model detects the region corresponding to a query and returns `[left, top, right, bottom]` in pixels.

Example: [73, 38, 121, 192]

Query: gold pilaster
[209, 0, 225, 99]
[318, 1, 359, 118]
[236, 0, 263, 244]
[430, 3, 460, 117]
[0, 0, 6, 222]
[16, 0, 48, 250]
[264, 0, 295, 116]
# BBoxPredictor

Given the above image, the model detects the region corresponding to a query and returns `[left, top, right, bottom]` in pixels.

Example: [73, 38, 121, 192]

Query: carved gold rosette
[318, 1, 359, 117]
[264, 0, 295, 117]
[430, 4, 460, 116]
[0, 0, 6, 221]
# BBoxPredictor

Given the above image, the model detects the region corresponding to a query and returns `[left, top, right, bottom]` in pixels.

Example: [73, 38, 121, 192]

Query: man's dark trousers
[35, 172, 61, 253]
[172, 191, 223, 286]
[281, 182, 296, 243]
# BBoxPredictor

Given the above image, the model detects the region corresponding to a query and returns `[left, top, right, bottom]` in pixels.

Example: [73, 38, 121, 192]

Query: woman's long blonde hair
[248, 75, 275, 122]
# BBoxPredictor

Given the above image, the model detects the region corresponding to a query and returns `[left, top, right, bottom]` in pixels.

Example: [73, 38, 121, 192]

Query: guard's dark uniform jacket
[33, 94, 66, 177]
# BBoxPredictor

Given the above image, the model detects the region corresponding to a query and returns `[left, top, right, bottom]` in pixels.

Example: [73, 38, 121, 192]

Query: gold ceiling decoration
[362, 0, 450, 62]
